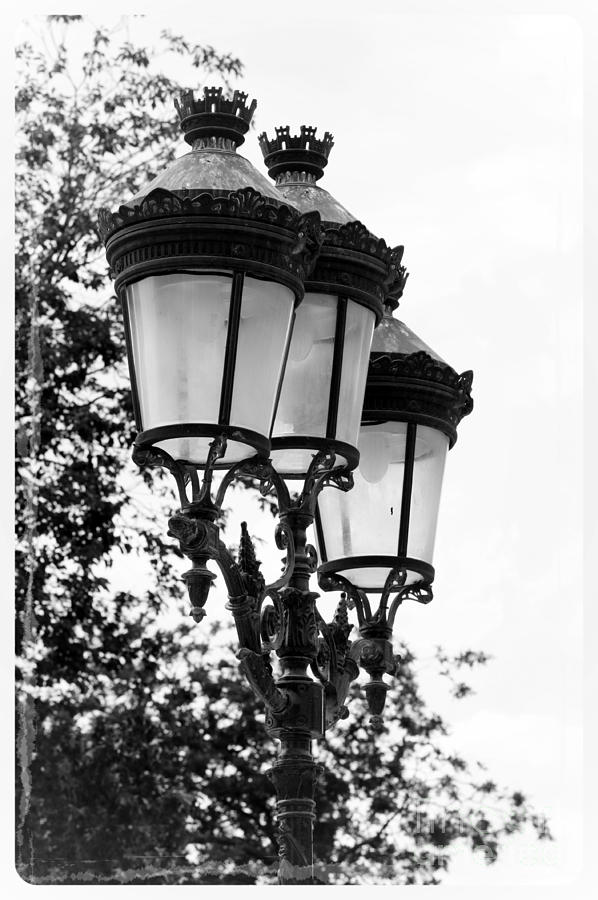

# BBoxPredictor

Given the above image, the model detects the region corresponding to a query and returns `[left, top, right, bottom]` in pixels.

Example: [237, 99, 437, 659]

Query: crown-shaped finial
[174, 87, 257, 149]
[259, 125, 334, 182]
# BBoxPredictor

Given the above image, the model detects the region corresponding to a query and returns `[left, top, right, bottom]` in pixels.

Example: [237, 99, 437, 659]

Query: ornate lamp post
[98, 87, 473, 884]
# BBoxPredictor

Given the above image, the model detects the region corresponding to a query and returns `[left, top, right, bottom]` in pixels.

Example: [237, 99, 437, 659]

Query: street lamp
[98, 87, 473, 885]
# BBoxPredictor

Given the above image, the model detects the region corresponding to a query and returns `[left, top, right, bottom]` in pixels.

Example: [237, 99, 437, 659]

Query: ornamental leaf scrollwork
[291, 211, 324, 277]
[320, 468, 354, 495]
[455, 369, 474, 418]
[383, 244, 409, 308]
[304, 544, 318, 574]
[262, 521, 295, 594]
[324, 220, 395, 264]
[132, 443, 189, 508]
[297, 448, 354, 513]
[367, 351, 474, 429]
[98, 186, 308, 242]
[370, 350, 464, 390]
[276, 587, 320, 660]
[259, 597, 284, 652]
[237, 647, 289, 715]
[312, 596, 360, 727]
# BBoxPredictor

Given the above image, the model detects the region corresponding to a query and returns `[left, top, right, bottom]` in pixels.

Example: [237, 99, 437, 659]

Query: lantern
[259, 126, 405, 478]
[98, 88, 321, 470]
[316, 307, 474, 592]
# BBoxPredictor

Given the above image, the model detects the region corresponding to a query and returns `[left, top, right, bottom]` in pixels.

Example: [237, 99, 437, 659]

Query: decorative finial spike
[238, 521, 265, 598]
[333, 594, 351, 633]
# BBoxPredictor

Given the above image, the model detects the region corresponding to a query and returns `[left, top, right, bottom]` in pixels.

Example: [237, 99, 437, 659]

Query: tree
[15, 16, 551, 885]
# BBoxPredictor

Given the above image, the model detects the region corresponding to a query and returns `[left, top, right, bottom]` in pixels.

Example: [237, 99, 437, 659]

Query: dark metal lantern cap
[364, 353, 473, 447]
[259, 125, 407, 318]
[175, 87, 257, 149]
[97, 186, 323, 301]
[363, 314, 474, 446]
[259, 126, 334, 181]
[308, 224, 407, 323]
[97, 89, 323, 303]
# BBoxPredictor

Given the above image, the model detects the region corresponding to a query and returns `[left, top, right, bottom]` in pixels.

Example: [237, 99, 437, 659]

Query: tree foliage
[15, 16, 551, 885]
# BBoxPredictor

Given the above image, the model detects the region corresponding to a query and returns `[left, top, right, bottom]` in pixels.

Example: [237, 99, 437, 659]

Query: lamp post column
[269, 735, 319, 884]
[267, 507, 324, 884]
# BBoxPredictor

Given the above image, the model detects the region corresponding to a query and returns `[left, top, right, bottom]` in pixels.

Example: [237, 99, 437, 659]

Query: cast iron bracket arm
[317, 570, 372, 627]
[132, 443, 190, 509]
[262, 521, 296, 595]
[316, 569, 434, 730]
[136, 432, 229, 513]
[231, 448, 353, 523]
[295, 448, 355, 517]
[213, 456, 297, 596]
[387, 580, 434, 629]
[211, 453, 292, 515]
[193, 433, 228, 507]
[213, 453, 283, 510]
[236, 647, 290, 716]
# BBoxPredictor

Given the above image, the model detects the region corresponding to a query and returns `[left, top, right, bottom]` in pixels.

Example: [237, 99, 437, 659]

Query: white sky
[5, 0, 595, 894]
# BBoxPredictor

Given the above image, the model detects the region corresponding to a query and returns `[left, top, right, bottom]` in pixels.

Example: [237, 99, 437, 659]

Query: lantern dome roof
[363, 308, 473, 447]
[97, 88, 325, 306]
[371, 311, 445, 362]
[128, 150, 285, 204]
[127, 87, 287, 205]
[259, 125, 408, 317]
[259, 125, 355, 224]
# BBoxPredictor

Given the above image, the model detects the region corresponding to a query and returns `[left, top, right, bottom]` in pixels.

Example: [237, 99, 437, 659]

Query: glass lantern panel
[126, 272, 231, 429]
[230, 276, 295, 435]
[273, 292, 338, 440]
[407, 425, 448, 562]
[317, 421, 407, 561]
[316, 422, 447, 591]
[152, 436, 252, 466]
[335, 565, 424, 589]
[335, 300, 375, 445]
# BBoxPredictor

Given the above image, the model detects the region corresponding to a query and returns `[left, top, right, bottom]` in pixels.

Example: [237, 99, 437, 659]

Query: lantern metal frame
[316, 346, 474, 591]
[98, 186, 322, 466]
[313, 344, 473, 732]
[259, 128, 407, 479]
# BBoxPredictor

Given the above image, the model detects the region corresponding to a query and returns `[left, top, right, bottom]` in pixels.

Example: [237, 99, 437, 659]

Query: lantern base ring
[317, 556, 434, 594]
[269, 435, 359, 479]
[134, 422, 270, 468]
